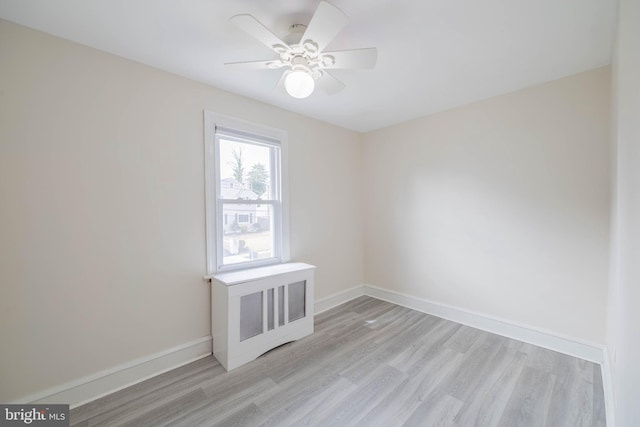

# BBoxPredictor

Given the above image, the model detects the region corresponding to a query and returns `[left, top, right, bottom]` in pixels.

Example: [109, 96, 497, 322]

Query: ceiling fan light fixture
[284, 68, 315, 99]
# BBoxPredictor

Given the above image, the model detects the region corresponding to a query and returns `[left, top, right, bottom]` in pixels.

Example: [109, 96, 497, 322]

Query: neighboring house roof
[220, 178, 259, 200]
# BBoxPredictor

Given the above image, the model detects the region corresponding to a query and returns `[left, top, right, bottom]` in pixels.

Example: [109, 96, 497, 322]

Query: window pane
[222, 203, 274, 266]
[218, 138, 275, 200]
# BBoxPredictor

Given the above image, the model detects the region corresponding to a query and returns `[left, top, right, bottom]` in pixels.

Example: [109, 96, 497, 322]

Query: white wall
[0, 19, 363, 402]
[362, 67, 611, 343]
[0, 14, 620, 409]
[607, 0, 640, 423]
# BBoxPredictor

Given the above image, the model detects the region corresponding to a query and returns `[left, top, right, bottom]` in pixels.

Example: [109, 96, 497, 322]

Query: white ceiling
[0, 0, 617, 132]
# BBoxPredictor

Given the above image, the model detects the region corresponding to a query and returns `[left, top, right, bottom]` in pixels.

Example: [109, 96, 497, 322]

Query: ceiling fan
[225, 1, 377, 99]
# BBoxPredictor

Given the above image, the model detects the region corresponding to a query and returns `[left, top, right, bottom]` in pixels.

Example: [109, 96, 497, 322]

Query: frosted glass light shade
[284, 70, 315, 99]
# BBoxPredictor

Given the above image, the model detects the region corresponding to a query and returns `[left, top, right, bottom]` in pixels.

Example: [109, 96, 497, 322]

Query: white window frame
[204, 111, 290, 274]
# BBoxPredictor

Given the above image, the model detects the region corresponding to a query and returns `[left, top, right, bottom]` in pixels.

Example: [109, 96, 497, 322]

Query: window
[205, 112, 289, 273]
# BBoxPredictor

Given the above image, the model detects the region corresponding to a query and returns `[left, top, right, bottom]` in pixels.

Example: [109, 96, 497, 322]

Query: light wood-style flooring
[71, 296, 606, 426]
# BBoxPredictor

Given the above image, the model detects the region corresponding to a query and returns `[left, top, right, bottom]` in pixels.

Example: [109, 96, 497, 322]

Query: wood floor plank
[310, 364, 407, 427]
[497, 365, 556, 427]
[442, 324, 485, 354]
[79, 382, 207, 426]
[258, 377, 357, 427]
[592, 364, 607, 427]
[453, 345, 527, 426]
[70, 357, 220, 424]
[70, 296, 606, 427]
[444, 332, 507, 402]
[401, 391, 464, 427]
[354, 348, 466, 427]
[166, 378, 277, 426]
[545, 357, 595, 427]
[214, 403, 268, 427]
[341, 310, 434, 384]
[388, 319, 461, 373]
[117, 388, 208, 427]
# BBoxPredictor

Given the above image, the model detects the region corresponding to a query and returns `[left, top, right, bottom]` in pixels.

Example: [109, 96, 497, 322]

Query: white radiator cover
[211, 263, 315, 370]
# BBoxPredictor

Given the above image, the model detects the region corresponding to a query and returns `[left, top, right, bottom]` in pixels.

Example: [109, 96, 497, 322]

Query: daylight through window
[205, 115, 288, 273]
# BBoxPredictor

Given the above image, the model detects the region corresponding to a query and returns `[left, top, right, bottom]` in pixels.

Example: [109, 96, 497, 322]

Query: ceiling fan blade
[321, 48, 377, 69]
[225, 60, 287, 70]
[317, 71, 345, 95]
[301, 1, 349, 53]
[230, 14, 291, 53]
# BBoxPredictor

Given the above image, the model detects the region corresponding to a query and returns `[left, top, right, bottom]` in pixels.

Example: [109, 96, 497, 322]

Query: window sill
[204, 262, 315, 285]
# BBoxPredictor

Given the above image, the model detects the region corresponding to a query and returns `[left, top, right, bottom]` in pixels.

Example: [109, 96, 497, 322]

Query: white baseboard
[363, 284, 604, 364]
[362, 284, 614, 423]
[601, 349, 616, 427]
[13, 285, 362, 409]
[12, 336, 212, 408]
[315, 285, 365, 314]
[14, 284, 610, 412]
